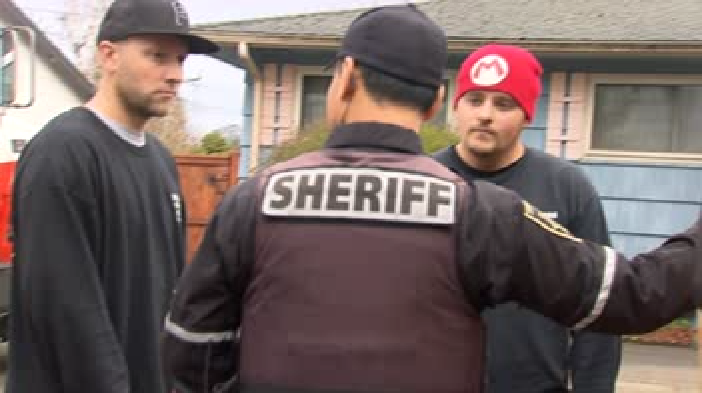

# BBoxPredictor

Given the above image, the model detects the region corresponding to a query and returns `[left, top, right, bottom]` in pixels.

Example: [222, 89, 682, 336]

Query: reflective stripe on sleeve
[573, 246, 617, 330]
[164, 314, 234, 344]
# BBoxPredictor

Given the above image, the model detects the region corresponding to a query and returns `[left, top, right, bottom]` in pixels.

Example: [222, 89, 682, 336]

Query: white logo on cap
[170, 1, 189, 26]
[470, 55, 509, 86]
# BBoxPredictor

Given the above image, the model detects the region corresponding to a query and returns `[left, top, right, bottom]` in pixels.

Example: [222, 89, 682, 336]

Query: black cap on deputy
[97, 0, 219, 54]
[334, 5, 447, 88]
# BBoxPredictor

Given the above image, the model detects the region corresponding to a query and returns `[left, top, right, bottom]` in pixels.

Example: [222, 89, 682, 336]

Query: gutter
[237, 41, 262, 174]
[196, 30, 702, 56]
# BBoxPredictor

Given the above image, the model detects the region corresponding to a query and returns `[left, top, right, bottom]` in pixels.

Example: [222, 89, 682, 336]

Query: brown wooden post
[175, 153, 238, 263]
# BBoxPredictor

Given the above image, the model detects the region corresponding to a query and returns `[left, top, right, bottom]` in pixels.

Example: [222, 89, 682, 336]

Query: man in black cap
[5, 1, 218, 393]
[163, 4, 702, 393]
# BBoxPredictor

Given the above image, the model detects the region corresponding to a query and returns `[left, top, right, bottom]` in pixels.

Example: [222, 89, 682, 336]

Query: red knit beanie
[453, 44, 543, 121]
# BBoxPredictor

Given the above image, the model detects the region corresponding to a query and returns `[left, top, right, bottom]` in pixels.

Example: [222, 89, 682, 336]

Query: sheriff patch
[522, 200, 582, 242]
[262, 167, 456, 225]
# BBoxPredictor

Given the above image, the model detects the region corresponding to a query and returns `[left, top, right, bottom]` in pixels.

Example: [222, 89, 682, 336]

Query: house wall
[545, 72, 587, 158]
[523, 74, 549, 151]
[259, 63, 297, 164]
[0, 18, 84, 163]
[580, 162, 701, 257]
[238, 62, 304, 176]
[543, 60, 702, 257]
[242, 60, 550, 171]
[239, 73, 255, 179]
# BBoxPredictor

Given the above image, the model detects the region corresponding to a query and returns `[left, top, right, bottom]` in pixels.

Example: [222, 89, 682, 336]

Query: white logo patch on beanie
[470, 55, 509, 86]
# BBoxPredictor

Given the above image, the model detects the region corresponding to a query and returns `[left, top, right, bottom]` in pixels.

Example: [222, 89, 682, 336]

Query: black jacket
[163, 123, 702, 393]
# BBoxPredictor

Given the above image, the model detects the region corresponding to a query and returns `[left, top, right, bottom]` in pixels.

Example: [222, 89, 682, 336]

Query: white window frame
[584, 73, 702, 164]
[293, 66, 457, 131]
[293, 65, 333, 131]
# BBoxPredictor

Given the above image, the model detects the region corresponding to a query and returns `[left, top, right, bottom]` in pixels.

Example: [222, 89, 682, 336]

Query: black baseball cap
[333, 5, 447, 88]
[97, 0, 219, 54]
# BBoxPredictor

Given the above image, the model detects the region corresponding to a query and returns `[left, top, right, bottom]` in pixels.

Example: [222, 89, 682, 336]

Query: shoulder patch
[522, 200, 582, 242]
[262, 167, 456, 225]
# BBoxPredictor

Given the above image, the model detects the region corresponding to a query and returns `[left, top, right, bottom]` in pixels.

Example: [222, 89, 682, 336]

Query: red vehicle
[0, 161, 14, 339]
[0, 26, 35, 340]
[0, 162, 12, 263]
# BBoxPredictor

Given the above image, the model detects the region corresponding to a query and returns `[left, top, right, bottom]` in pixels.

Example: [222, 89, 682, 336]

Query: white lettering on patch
[262, 168, 456, 225]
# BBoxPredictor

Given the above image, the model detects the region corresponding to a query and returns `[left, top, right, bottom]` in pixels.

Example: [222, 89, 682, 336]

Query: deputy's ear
[337, 56, 358, 101]
[423, 84, 446, 121]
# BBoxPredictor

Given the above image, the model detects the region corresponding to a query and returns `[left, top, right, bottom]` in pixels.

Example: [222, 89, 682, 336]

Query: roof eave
[194, 30, 341, 49]
[195, 29, 702, 56]
[448, 39, 702, 55]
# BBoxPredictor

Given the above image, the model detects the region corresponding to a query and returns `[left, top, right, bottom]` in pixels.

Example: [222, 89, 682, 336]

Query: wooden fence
[175, 152, 239, 263]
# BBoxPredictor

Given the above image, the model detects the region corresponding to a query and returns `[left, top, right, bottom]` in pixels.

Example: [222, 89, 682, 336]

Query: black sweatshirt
[433, 146, 621, 393]
[6, 107, 186, 393]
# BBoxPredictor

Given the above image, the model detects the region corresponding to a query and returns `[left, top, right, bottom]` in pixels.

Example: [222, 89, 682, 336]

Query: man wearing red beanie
[434, 44, 621, 393]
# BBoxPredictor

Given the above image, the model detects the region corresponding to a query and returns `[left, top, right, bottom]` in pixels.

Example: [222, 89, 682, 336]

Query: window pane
[301, 75, 332, 128]
[2, 64, 14, 105]
[593, 84, 702, 154]
[300, 76, 449, 128]
[676, 86, 702, 153]
[1, 34, 14, 105]
[592, 85, 674, 152]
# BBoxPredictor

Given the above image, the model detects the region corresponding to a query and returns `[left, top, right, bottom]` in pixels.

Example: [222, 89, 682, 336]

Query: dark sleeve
[12, 138, 129, 392]
[460, 180, 702, 335]
[561, 171, 621, 393]
[162, 178, 258, 393]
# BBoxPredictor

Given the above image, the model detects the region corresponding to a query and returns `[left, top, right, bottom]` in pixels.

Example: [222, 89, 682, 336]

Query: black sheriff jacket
[163, 123, 702, 393]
